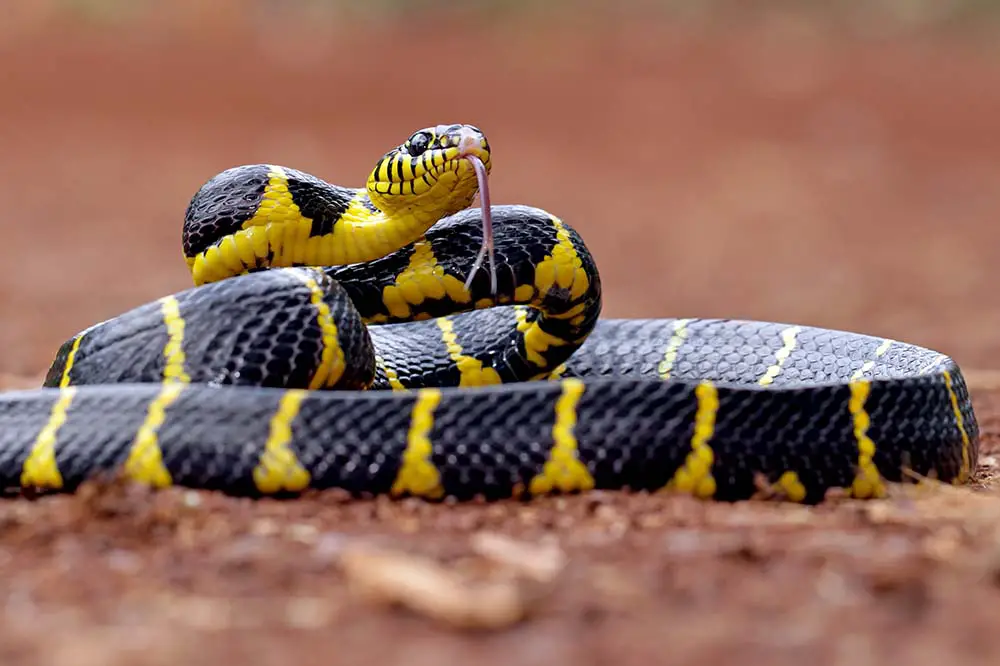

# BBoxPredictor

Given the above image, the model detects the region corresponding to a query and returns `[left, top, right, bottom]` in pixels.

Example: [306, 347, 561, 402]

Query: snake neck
[184, 165, 460, 286]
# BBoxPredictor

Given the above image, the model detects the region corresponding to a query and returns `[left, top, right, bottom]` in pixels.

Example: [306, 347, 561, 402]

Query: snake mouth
[410, 152, 490, 191]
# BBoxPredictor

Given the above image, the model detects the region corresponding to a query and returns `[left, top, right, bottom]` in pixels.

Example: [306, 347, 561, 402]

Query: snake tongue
[461, 154, 496, 297]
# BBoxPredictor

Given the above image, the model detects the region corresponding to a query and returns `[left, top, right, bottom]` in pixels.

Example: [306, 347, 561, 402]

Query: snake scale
[0, 124, 979, 504]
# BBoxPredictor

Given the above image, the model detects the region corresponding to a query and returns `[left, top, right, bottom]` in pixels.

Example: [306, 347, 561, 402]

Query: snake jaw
[367, 125, 490, 225]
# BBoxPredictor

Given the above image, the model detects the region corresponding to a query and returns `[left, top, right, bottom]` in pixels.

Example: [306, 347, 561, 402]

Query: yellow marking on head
[124, 382, 184, 488]
[528, 378, 594, 495]
[21, 387, 76, 489]
[373, 156, 389, 182]
[533, 216, 589, 301]
[774, 471, 807, 502]
[287, 271, 346, 389]
[253, 389, 312, 494]
[847, 380, 885, 499]
[160, 296, 191, 383]
[382, 240, 472, 320]
[917, 353, 947, 376]
[942, 370, 973, 484]
[189, 168, 432, 286]
[851, 339, 894, 381]
[665, 381, 718, 499]
[59, 334, 85, 388]
[657, 318, 692, 379]
[391, 389, 444, 498]
[758, 326, 801, 386]
[375, 355, 408, 391]
[366, 142, 486, 223]
[436, 317, 502, 386]
[399, 155, 415, 180]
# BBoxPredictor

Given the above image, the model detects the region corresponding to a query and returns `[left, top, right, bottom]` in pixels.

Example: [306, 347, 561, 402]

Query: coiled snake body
[0, 124, 979, 504]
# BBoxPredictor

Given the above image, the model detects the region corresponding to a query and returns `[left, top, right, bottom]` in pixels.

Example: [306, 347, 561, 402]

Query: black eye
[407, 132, 431, 156]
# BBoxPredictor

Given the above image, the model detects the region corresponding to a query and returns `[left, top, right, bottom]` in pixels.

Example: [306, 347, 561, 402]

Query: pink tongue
[461, 154, 496, 296]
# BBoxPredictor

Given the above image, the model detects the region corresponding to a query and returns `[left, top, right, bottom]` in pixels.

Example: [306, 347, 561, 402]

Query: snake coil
[0, 123, 979, 504]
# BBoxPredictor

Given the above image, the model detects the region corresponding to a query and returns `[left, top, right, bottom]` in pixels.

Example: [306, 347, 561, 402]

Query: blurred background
[2, 0, 999, 378]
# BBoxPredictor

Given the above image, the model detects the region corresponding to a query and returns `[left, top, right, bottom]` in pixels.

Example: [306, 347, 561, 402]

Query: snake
[0, 123, 979, 504]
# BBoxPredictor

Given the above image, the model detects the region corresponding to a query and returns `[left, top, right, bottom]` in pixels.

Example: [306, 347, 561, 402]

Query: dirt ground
[3, 5, 1000, 664]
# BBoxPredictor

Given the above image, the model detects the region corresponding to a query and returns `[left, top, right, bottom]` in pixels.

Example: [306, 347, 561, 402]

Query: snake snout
[456, 129, 483, 155]
[436, 124, 490, 162]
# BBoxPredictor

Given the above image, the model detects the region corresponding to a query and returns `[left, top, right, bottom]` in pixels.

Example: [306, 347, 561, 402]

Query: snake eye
[406, 131, 431, 157]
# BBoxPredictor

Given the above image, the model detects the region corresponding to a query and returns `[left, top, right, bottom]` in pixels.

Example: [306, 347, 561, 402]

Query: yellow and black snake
[0, 123, 979, 504]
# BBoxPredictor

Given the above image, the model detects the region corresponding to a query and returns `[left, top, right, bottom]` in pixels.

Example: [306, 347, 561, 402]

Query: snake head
[366, 124, 491, 223]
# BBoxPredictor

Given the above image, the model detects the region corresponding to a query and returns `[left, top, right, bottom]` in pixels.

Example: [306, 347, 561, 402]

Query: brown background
[3, 1, 1000, 376]
[2, 2, 1000, 664]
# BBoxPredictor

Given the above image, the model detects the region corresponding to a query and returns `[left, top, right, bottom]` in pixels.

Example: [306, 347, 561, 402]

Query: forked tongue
[458, 144, 496, 297]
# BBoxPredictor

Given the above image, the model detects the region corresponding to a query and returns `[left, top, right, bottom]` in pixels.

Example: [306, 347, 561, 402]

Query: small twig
[337, 538, 560, 630]
[470, 531, 566, 583]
